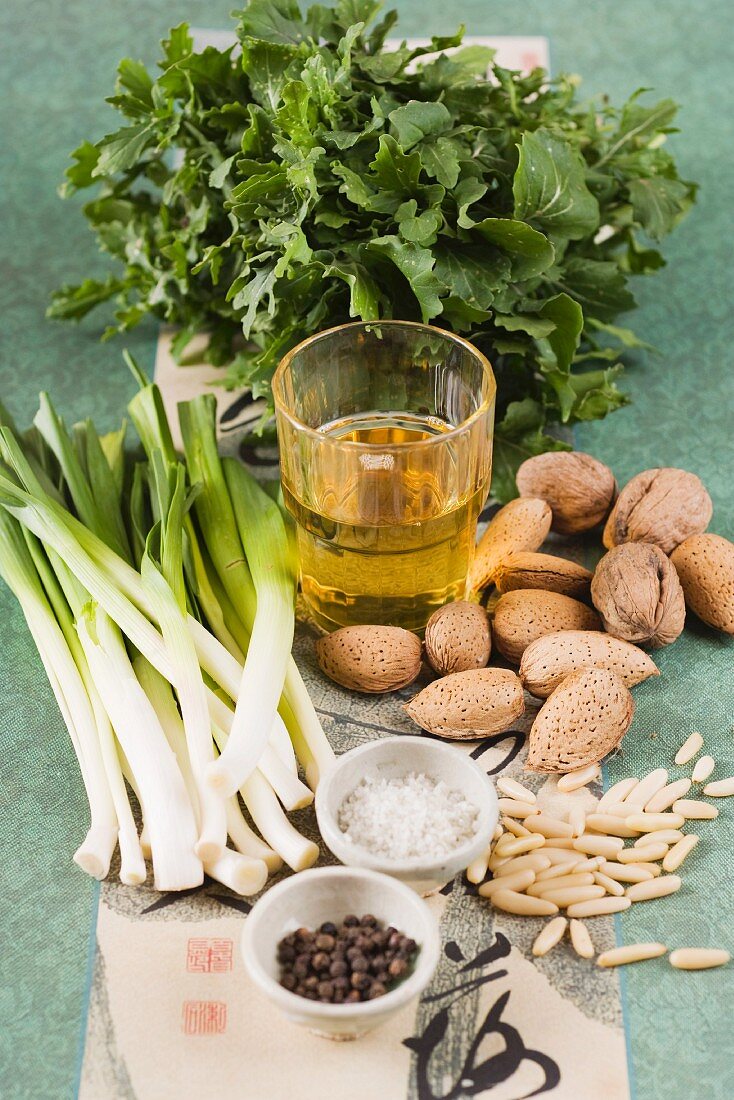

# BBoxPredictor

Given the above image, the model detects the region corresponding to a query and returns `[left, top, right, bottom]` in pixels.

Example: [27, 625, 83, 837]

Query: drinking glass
[273, 321, 496, 633]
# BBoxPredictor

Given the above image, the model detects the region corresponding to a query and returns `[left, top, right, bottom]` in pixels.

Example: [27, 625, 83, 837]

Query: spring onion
[77, 603, 203, 891]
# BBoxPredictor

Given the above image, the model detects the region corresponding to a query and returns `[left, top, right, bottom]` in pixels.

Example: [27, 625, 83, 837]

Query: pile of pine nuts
[469, 733, 733, 971]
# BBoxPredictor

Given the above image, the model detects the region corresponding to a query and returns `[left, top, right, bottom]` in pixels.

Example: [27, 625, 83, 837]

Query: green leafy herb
[50, 0, 696, 497]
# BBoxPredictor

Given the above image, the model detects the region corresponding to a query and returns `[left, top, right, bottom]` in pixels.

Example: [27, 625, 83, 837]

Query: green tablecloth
[1, 2, 732, 1097]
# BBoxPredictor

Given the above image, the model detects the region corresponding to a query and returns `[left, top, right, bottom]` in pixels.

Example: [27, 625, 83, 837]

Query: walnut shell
[404, 668, 524, 739]
[424, 601, 491, 676]
[591, 543, 685, 648]
[315, 625, 422, 693]
[492, 590, 601, 665]
[469, 497, 552, 591]
[526, 668, 635, 773]
[670, 534, 734, 635]
[516, 451, 617, 534]
[603, 467, 713, 554]
[494, 552, 593, 602]
[519, 630, 659, 699]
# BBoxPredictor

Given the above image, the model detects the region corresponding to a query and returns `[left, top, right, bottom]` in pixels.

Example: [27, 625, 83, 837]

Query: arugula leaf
[367, 237, 444, 322]
[469, 218, 555, 279]
[513, 129, 599, 240]
[628, 177, 693, 240]
[388, 101, 452, 151]
[51, 0, 697, 499]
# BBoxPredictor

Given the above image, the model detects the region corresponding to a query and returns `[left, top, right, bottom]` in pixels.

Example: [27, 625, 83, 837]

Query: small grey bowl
[241, 866, 441, 1040]
[315, 736, 498, 895]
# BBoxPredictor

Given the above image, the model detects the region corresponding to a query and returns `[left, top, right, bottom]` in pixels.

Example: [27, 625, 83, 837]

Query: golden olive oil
[281, 411, 489, 632]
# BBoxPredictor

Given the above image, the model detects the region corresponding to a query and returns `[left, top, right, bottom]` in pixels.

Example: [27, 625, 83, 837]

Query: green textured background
[1, 2, 732, 1097]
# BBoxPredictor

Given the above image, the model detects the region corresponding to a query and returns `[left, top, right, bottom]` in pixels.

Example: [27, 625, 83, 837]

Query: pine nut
[634, 829, 684, 847]
[495, 834, 547, 858]
[598, 777, 638, 810]
[674, 731, 703, 766]
[525, 814, 575, 839]
[568, 806, 586, 837]
[557, 764, 600, 792]
[597, 943, 667, 967]
[466, 845, 493, 883]
[487, 852, 511, 871]
[491, 889, 559, 916]
[669, 948, 731, 970]
[586, 814, 640, 838]
[573, 835, 624, 858]
[494, 853, 552, 877]
[528, 873, 595, 897]
[501, 816, 532, 838]
[566, 897, 631, 918]
[532, 916, 568, 957]
[622, 768, 668, 811]
[703, 777, 734, 797]
[597, 802, 635, 818]
[626, 875, 682, 902]
[625, 812, 686, 832]
[662, 834, 699, 872]
[498, 798, 540, 819]
[479, 869, 536, 897]
[497, 777, 537, 803]
[672, 799, 718, 820]
[575, 857, 606, 873]
[539, 885, 607, 909]
[540, 837, 577, 849]
[598, 861, 654, 884]
[543, 847, 587, 864]
[569, 919, 595, 958]
[535, 860, 586, 882]
[593, 870, 626, 896]
[645, 779, 692, 813]
[618, 842, 668, 863]
[636, 862, 662, 877]
[691, 755, 715, 783]
[493, 823, 504, 841]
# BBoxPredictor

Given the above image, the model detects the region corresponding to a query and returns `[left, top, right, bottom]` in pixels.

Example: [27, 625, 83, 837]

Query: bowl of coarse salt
[315, 736, 498, 895]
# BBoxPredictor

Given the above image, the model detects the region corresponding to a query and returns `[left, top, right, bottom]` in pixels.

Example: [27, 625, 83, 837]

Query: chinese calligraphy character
[181, 1001, 228, 1035]
[186, 937, 234, 973]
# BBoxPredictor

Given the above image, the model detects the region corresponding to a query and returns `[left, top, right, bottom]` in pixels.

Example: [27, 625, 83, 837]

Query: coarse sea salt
[337, 771, 479, 861]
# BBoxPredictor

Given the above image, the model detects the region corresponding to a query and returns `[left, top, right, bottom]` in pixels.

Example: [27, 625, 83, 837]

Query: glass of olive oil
[273, 321, 495, 633]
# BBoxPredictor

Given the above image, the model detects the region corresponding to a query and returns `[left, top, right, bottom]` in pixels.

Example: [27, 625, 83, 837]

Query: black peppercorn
[276, 914, 419, 1006]
[312, 951, 330, 972]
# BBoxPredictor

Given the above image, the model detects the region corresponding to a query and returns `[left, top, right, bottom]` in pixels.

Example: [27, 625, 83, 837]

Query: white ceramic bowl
[241, 866, 441, 1040]
[315, 736, 498, 895]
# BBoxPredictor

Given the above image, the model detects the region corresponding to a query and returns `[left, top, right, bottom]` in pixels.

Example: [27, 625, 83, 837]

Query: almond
[492, 590, 601, 665]
[670, 533, 734, 635]
[424, 601, 491, 676]
[404, 668, 524, 739]
[494, 552, 593, 601]
[527, 668, 635, 772]
[591, 543, 685, 648]
[315, 625, 422, 693]
[603, 467, 712, 554]
[469, 498, 552, 591]
[516, 451, 617, 534]
[519, 630, 659, 698]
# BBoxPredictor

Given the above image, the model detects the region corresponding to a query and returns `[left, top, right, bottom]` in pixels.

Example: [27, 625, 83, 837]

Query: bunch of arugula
[50, 0, 696, 498]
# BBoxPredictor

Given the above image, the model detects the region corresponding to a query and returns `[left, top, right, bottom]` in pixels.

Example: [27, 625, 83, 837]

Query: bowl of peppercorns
[241, 866, 441, 1040]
